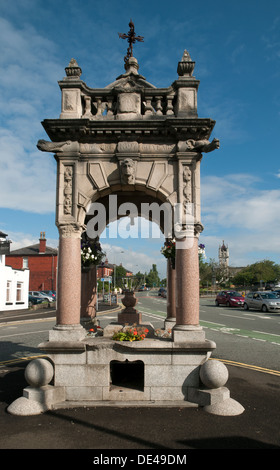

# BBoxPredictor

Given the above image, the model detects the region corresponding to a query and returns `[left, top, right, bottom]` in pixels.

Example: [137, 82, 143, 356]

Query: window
[16, 282, 23, 302]
[22, 258, 28, 269]
[6, 281, 12, 303]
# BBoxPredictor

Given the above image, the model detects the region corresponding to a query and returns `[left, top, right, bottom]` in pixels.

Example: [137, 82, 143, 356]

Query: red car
[215, 291, 244, 307]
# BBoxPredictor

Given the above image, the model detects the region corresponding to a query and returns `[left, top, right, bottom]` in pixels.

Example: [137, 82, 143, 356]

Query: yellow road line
[212, 358, 280, 376]
[0, 355, 48, 367]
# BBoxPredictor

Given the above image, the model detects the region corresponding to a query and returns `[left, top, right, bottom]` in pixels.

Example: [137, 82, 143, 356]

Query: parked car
[272, 289, 280, 298]
[215, 291, 245, 307]
[28, 295, 43, 305]
[244, 291, 280, 312]
[158, 288, 167, 298]
[41, 290, 56, 299]
[29, 291, 55, 302]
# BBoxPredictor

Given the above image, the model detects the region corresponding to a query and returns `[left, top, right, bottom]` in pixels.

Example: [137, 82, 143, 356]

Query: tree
[114, 265, 127, 288]
[232, 260, 280, 287]
[145, 264, 160, 288]
[133, 270, 146, 288]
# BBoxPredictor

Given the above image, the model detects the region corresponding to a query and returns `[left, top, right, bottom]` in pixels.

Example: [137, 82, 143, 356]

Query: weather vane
[118, 19, 144, 64]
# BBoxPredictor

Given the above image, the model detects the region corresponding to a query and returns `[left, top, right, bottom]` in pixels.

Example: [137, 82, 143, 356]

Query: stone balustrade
[59, 54, 199, 120]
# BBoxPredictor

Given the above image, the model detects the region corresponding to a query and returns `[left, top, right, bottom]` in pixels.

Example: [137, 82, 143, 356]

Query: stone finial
[124, 56, 139, 74]
[177, 50, 195, 77]
[65, 58, 82, 79]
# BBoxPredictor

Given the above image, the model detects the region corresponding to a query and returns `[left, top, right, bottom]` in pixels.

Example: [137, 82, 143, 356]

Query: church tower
[219, 240, 229, 268]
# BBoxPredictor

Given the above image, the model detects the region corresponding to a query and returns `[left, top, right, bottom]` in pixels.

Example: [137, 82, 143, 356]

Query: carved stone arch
[83, 185, 175, 240]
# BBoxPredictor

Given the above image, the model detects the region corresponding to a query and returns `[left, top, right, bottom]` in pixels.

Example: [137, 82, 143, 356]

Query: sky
[0, 0, 280, 279]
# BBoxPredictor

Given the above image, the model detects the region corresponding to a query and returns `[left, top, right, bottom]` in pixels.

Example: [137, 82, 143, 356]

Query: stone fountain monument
[8, 22, 244, 416]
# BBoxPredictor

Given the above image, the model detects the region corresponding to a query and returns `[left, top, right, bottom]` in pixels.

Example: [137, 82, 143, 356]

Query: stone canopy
[38, 51, 219, 237]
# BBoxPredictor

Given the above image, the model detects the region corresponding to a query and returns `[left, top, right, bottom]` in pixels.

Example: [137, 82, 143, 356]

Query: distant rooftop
[9, 243, 57, 256]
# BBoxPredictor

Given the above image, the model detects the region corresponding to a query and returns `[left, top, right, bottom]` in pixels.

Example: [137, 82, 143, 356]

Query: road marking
[0, 309, 55, 321]
[141, 312, 165, 320]
[201, 321, 280, 345]
[244, 313, 271, 319]
[220, 313, 255, 320]
[253, 330, 280, 337]
[139, 309, 166, 318]
[202, 320, 225, 327]
[214, 358, 280, 376]
[0, 329, 50, 339]
[0, 355, 48, 367]
[0, 317, 56, 327]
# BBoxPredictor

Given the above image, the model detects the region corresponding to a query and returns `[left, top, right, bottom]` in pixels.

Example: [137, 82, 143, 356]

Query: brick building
[96, 260, 132, 279]
[6, 232, 58, 292]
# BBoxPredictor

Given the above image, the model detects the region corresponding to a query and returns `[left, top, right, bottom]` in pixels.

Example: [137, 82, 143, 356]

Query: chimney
[39, 232, 46, 254]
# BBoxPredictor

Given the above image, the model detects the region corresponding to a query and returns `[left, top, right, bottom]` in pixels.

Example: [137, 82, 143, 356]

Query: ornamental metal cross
[118, 20, 144, 64]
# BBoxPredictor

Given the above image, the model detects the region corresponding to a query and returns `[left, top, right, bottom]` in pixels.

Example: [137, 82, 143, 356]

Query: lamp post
[111, 249, 124, 290]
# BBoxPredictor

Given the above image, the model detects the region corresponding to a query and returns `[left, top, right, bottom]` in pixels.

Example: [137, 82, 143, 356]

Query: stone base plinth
[8, 333, 244, 416]
[172, 324, 206, 342]
[49, 324, 86, 342]
[164, 317, 176, 331]
[118, 311, 142, 325]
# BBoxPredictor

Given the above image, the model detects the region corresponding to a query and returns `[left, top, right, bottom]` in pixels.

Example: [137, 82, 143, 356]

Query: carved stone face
[120, 158, 136, 184]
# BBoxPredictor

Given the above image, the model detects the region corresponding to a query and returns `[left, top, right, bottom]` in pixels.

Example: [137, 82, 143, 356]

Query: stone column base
[164, 317, 176, 331]
[49, 324, 86, 342]
[172, 324, 205, 342]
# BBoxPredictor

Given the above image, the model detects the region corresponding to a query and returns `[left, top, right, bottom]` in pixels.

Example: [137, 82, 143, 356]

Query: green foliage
[232, 260, 280, 286]
[145, 264, 160, 287]
[114, 265, 127, 288]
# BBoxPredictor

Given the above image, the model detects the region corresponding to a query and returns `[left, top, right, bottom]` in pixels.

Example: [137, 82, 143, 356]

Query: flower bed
[112, 325, 149, 342]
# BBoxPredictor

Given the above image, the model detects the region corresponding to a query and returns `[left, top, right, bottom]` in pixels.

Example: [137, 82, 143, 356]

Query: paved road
[136, 292, 280, 373]
[1, 294, 280, 373]
[0, 361, 279, 450]
[0, 296, 280, 450]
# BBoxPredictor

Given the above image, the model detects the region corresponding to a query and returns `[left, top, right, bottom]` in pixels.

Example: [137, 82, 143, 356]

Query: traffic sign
[101, 277, 112, 282]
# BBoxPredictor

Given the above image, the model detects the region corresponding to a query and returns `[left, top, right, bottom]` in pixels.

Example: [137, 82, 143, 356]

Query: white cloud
[6, 230, 58, 251]
[0, 17, 60, 213]
[200, 173, 280, 265]
[100, 240, 165, 277]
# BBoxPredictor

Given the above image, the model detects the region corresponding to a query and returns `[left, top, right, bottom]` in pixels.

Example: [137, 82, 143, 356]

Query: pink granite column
[173, 234, 205, 342]
[80, 265, 97, 326]
[50, 225, 85, 341]
[164, 258, 176, 329]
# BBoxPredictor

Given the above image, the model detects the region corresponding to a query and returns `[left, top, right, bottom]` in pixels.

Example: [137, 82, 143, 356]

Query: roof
[8, 243, 58, 256]
[97, 262, 132, 274]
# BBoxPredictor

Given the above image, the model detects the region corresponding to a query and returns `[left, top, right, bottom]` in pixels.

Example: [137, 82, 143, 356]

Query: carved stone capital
[58, 223, 84, 239]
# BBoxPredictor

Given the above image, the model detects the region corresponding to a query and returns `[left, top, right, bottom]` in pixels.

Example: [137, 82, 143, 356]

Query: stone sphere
[200, 359, 229, 389]
[25, 358, 54, 387]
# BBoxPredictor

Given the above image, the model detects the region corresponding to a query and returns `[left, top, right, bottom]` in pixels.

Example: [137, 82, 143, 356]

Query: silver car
[244, 291, 280, 313]
[29, 291, 55, 302]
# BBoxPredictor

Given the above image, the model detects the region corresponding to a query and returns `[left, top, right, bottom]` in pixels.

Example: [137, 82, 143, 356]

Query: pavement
[0, 304, 280, 452]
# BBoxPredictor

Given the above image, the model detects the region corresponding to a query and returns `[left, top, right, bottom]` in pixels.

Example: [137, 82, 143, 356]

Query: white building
[0, 232, 29, 311]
